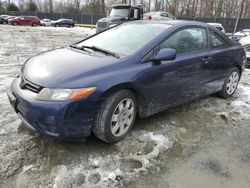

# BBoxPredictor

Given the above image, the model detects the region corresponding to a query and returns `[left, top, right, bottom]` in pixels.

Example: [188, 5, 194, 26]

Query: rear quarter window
[210, 30, 227, 48]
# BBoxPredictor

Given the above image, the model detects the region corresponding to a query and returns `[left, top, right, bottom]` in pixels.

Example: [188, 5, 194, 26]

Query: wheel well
[234, 65, 242, 76]
[99, 85, 147, 118]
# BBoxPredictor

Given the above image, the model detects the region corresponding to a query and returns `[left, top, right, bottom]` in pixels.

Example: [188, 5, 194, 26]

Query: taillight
[147, 15, 152, 20]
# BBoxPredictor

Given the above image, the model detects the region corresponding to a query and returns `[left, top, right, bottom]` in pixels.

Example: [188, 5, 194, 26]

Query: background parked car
[229, 29, 250, 41]
[0, 15, 9, 19]
[239, 36, 250, 66]
[52, 19, 75, 27]
[40, 19, 53, 26]
[0, 15, 14, 24]
[207, 23, 225, 33]
[144, 11, 176, 20]
[8, 16, 40, 26]
[0, 17, 8, 24]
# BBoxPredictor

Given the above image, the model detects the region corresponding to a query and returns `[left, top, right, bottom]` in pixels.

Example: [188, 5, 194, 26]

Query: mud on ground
[0, 25, 250, 188]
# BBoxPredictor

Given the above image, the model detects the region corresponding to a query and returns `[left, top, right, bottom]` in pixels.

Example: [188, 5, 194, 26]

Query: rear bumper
[8, 77, 97, 139]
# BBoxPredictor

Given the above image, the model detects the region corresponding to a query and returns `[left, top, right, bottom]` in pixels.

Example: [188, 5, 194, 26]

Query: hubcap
[110, 98, 135, 137]
[226, 71, 239, 95]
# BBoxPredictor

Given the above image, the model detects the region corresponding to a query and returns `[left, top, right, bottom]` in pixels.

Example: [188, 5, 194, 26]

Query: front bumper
[8, 77, 97, 139]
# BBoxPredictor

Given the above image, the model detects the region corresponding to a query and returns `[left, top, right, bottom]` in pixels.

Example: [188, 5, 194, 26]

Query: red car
[8, 16, 40, 26]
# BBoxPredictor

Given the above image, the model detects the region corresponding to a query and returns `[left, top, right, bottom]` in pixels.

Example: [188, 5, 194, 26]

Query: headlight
[36, 87, 96, 101]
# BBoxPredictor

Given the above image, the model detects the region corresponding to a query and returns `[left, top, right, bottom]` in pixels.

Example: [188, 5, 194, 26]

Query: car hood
[22, 48, 120, 88]
[234, 32, 246, 36]
[239, 36, 250, 46]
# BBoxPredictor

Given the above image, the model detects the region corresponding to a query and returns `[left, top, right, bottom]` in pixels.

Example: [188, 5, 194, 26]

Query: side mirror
[153, 48, 176, 62]
[134, 9, 139, 19]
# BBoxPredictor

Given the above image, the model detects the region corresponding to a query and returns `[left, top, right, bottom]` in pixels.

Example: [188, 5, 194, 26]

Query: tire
[55, 24, 59, 27]
[32, 23, 38, 27]
[93, 90, 137, 143]
[12, 22, 17, 26]
[218, 67, 240, 98]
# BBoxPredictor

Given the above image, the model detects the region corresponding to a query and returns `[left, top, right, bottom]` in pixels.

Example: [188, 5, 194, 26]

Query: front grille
[20, 76, 42, 93]
[244, 44, 250, 52]
[97, 21, 107, 28]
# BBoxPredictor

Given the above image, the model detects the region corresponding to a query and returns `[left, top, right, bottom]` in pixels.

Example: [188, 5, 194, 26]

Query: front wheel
[218, 67, 240, 98]
[93, 90, 137, 143]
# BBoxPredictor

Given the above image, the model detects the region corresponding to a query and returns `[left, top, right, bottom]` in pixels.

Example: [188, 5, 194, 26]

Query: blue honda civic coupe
[8, 20, 246, 143]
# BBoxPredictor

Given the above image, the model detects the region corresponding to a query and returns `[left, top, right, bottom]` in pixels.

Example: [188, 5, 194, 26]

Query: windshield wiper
[69, 44, 92, 53]
[70, 44, 120, 58]
[82, 45, 120, 58]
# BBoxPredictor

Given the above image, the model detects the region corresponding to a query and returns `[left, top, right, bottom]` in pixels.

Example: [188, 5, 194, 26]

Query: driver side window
[159, 27, 208, 55]
[160, 13, 168, 17]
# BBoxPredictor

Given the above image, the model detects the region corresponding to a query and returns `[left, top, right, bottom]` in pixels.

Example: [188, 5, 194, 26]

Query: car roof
[60, 18, 73, 21]
[132, 20, 210, 28]
[207, 23, 223, 26]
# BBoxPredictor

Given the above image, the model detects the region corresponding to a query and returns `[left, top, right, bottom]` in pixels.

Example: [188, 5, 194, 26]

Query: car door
[62, 20, 67, 26]
[24, 17, 31, 25]
[140, 27, 209, 112]
[18, 17, 25, 25]
[198, 29, 233, 95]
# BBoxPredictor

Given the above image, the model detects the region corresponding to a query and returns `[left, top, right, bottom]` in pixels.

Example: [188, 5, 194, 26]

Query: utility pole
[234, 0, 245, 33]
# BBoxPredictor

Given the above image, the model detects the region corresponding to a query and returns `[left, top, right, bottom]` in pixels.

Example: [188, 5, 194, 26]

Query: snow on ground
[0, 25, 250, 188]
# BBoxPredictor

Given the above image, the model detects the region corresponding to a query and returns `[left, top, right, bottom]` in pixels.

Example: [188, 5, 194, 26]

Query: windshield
[110, 8, 129, 18]
[77, 23, 171, 56]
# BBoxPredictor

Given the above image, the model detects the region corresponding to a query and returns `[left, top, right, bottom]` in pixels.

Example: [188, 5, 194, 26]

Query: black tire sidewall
[220, 67, 240, 98]
[93, 90, 137, 143]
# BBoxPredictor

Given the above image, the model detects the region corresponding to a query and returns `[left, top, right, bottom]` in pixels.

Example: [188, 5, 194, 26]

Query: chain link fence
[179, 17, 250, 33]
[0, 11, 105, 25]
[1, 11, 250, 32]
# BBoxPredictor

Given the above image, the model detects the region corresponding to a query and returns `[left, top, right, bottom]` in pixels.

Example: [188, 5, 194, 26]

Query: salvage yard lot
[0, 25, 250, 188]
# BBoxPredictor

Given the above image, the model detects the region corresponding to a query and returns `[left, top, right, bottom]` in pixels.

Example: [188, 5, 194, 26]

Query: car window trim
[208, 29, 229, 49]
[141, 25, 209, 63]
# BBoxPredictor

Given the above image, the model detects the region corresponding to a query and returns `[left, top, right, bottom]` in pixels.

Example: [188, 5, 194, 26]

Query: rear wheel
[218, 67, 240, 98]
[32, 23, 38, 27]
[12, 22, 17, 26]
[93, 90, 137, 143]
